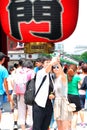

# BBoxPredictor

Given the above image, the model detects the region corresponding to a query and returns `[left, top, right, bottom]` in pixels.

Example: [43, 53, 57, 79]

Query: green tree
[70, 54, 83, 62]
[81, 51, 87, 62]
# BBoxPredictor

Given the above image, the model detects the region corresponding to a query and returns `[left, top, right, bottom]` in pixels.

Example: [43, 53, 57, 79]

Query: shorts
[9, 90, 13, 95]
[68, 94, 81, 112]
[0, 95, 4, 109]
[79, 94, 86, 109]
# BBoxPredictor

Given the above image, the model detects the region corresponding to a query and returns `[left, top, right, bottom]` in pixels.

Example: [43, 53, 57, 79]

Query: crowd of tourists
[0, 51, 87, 130]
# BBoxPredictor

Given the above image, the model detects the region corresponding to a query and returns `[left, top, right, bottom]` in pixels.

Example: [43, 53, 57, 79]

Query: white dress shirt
[35, 68, 50, 108]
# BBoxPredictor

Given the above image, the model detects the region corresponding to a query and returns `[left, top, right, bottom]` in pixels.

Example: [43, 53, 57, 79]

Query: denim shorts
[79, 94, 86, 109]
[0, 95, 4, 109]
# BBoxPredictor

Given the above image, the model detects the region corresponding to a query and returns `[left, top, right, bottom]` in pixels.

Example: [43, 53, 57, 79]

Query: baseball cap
[0, 52, 8, 60]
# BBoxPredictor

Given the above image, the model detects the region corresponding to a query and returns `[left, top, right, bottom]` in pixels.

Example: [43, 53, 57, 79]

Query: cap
[0, 52, 8, 60]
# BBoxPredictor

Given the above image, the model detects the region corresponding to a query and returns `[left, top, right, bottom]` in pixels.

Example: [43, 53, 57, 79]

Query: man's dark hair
[0, 52, 8, 60]
[22, 60, 34, 69]
[79, 61, 84, 66]
[41, 56, 52, 63]
[14, 63, 18, 68]
[36, 58, 43, 63]
[18, 58, 26, 67]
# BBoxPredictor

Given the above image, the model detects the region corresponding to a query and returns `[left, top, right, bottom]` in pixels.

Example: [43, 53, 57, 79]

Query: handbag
[68, 102, 76, 112]
[64, 98, 76, 112]
[54, 98, 74, 120]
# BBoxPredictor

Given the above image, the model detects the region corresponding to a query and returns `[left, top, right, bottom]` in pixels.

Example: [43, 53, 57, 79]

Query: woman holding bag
[49, 57, 72, 130]
[67, 64, 82, 130]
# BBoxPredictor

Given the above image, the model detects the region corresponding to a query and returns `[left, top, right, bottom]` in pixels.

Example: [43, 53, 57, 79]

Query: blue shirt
[34, 67, 39, 73]
[0, 65, 9, 95]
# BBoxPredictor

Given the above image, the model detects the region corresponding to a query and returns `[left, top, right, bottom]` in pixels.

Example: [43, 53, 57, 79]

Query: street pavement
[1, 102, 87, 130]
[1, 102, 32, 130]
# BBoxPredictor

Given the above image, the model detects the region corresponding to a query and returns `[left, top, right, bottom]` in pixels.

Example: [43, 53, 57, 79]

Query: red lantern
[0, 0, 79, 43]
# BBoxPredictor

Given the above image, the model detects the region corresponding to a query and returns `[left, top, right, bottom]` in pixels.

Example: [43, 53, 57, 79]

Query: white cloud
[57, 0, 87, 53]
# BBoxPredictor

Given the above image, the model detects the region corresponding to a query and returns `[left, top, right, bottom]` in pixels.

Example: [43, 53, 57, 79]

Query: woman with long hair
[67, 64, 82, 130]
[49, 58, 72, 130]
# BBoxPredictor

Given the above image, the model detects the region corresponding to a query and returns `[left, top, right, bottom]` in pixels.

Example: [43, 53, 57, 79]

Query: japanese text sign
[0, 0, 79, 42]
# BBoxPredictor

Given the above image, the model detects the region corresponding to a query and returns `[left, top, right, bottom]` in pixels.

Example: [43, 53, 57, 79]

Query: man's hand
[49, 93, 55, 100]
[51, 56, 60, 66]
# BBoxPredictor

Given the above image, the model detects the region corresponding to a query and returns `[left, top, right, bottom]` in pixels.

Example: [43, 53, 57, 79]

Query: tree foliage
[81, 51, 87, 62]
[70, 54, 83, 61]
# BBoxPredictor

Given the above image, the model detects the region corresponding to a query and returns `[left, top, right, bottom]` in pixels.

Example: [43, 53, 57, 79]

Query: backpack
[24, 75, 47, 106]
[14, 68, 28, 95]
[81, 76, 87, 90]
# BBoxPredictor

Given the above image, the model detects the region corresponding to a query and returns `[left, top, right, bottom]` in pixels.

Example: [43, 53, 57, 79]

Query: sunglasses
[52, 66, 59, 69]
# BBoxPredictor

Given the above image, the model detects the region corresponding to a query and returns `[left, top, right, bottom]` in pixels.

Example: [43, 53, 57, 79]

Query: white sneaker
[50, 128, 57, 130]
[13, 124, 18, 130]
[50, 128, 54, 130]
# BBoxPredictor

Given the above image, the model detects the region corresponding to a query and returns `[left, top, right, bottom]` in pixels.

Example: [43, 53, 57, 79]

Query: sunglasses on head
[52, 65, 59, 69]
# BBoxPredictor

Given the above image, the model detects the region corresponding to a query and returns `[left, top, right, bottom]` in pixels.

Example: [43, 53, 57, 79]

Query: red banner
[0, 0, 79, 43]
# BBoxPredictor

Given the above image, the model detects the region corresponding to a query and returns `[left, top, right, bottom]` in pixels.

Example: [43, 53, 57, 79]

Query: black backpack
[24, 75, 47, 105]
[81, 76, 87, 90]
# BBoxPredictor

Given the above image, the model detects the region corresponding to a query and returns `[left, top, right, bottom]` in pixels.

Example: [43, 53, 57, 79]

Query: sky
[56, 0, 87, 53]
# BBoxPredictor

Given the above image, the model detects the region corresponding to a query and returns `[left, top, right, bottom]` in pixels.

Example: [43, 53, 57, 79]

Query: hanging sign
[0, 0, 79, 42]
[24, 42, 54, 54]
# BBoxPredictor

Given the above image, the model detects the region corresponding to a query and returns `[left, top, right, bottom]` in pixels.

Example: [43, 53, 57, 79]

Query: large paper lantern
[0, 0, 79, 43]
